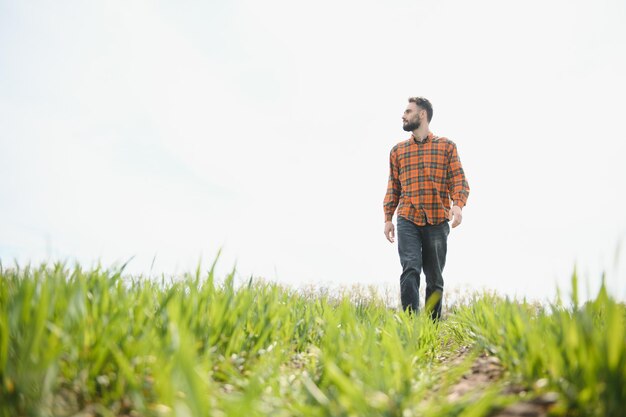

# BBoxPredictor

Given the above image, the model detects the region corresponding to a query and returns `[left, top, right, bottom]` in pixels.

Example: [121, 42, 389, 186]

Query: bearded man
[383, 97, 470, 320]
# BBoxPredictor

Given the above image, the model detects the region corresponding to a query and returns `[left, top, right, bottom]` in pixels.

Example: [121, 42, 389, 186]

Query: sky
[1, 0, 625, 303]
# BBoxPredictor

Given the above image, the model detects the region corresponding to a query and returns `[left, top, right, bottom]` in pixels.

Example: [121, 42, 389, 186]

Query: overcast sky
[1, 0, 625, 303]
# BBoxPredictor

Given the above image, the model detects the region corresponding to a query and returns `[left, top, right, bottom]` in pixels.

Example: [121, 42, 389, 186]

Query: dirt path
[444, 347, 558, 417]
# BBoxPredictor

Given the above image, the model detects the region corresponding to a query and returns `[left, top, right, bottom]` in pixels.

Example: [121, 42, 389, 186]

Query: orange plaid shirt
[384, 132, 470, 225]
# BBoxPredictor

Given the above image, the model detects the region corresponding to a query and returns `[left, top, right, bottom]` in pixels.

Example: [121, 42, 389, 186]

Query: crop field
[0, 261, 624, 417]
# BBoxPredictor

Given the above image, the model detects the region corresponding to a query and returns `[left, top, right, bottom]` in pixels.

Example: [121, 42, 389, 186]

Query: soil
[445, 347, 558, 417]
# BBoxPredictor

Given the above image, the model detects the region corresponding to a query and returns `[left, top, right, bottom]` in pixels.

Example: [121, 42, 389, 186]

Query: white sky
[1, 0, 625, 303]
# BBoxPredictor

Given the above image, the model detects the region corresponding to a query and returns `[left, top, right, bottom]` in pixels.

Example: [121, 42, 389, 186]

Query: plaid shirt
[383, 132, 470, 225]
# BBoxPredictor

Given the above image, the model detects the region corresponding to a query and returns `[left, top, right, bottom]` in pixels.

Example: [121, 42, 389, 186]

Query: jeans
[397, 216, 450, 319]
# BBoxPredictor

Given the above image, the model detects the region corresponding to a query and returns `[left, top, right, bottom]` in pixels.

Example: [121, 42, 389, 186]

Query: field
[1, 261, 624, 417]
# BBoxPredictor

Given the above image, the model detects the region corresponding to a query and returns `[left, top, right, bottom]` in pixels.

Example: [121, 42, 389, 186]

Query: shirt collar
[412, 131, 434, 144]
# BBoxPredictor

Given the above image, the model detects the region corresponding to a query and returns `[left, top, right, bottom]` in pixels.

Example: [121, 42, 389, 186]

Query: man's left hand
[449, 206, 463, 228]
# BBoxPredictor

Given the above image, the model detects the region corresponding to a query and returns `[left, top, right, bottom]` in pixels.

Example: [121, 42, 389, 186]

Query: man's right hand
[384, 221, 395, 243]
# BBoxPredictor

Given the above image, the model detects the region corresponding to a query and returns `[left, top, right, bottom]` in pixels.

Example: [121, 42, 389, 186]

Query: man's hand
[449, 206, 463, 228]
[384, 221, 395, 243]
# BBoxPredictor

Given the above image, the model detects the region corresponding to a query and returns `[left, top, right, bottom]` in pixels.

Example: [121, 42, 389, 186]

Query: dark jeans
[397, 216, 450, 320]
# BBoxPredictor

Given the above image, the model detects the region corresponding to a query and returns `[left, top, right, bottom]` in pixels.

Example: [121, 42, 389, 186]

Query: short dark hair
[408, 97, 433, 122]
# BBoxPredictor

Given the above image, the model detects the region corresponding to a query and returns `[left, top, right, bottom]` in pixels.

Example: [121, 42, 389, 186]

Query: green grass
[0, 261, 624, 416]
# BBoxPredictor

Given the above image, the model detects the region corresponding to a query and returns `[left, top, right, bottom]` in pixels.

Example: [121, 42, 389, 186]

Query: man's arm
[383, 147, 400, 242]
[446, 142, 470, 227]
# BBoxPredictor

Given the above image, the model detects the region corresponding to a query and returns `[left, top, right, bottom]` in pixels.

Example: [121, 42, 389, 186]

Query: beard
[403, 119, 421, 132]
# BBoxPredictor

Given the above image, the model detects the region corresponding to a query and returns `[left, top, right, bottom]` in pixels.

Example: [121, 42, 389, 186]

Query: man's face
[402, 102, 424, 132]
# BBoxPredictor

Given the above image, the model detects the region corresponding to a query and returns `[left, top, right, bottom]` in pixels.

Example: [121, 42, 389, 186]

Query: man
[383, 97, 470, 320]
